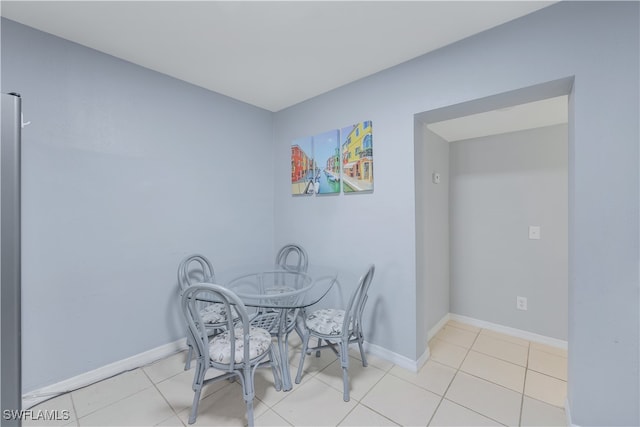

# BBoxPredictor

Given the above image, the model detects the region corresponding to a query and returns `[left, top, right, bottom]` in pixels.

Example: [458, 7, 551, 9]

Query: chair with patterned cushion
[181, 283, 281, 426]
[178, 254, 236, 370]
[295, 264, 375, 401]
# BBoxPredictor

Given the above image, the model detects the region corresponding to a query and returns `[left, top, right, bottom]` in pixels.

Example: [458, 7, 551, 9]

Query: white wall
[274, 3, 638, 425]
[1, 18, 275, 392]
[449, 124, 568, 340]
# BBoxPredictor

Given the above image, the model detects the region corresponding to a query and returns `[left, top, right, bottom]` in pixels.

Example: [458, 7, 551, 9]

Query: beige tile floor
[25, 321, 567, 426]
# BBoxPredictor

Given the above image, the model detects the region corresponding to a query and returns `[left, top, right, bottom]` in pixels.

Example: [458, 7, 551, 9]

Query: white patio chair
[178, 254, 236, 370]
[275, 244, 308, 273]
[275, 244, 309, 340]
[181, 283, 281, 426]
[227, 269, 314, 390]
[295, 264, 375, 401]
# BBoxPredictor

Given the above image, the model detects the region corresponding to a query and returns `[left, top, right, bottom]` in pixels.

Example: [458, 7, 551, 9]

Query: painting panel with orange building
[340, 121, 373, 193]
[291, 135, 314, 196]
[291, 129, 341, 196]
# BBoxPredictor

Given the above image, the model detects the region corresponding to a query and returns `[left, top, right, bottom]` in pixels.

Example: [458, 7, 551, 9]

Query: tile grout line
[526, 367, 568, 382]
[475, 327, 526, 427]
[448, 323, 565, 421]
[449, 323, 533, 394]
[433, 326, 518, 427]
[68, 392, 80, 427]
[456, 339, 529, 394]
[519, 342, 532, 427]
[465, 347, 528, 370]
[475, 327, 531, 348]
[354, 367, 413, 427]
[315, 354, 386, 426]
[524, 345, 568, 409]
[426, 326, 480, 426]
[521, 393, 566, 410]
[65, 368, 155, 422]
[141, 367, 185, 426]
[467, 334, 530, 367]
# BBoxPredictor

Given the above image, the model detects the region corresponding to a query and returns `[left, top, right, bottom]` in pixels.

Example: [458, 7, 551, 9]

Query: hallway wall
[449, 124, 568, 340]
[416, 126, 450, 341]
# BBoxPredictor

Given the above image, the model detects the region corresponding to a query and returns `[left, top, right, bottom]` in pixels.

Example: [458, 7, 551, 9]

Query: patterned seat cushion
[305, 308, 348, 336]
[200, 303, 238, 325]
[209, 326, 272, 364]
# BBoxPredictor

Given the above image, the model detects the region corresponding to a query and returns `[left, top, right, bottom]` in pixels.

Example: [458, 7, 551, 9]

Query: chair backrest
[181, 283, 251, 370]
[342, 265, 375, 336]
[177, 254, 215, 291]
[275, 244, 309, 272]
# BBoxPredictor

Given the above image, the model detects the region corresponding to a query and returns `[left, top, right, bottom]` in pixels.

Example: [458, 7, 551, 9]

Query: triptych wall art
[291, 121, 373, 196]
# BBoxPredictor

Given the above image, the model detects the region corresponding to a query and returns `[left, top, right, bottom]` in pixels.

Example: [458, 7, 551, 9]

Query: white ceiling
[427, 95, 568, 142]
[1, 1, 555, 112]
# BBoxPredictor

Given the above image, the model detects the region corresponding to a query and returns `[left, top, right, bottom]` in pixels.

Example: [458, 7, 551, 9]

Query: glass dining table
[210, 264, 339, 391]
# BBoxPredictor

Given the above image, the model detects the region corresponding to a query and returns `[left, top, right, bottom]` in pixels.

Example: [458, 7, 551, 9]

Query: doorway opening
[414, 77, 573, 355]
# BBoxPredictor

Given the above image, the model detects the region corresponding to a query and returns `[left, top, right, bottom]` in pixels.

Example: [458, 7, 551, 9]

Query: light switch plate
[529, 225, 541, 240]
[517, 296, 528, 310]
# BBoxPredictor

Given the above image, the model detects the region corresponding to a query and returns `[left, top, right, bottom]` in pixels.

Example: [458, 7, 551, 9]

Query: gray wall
[449, 124, 568, 340]
[273, 2, 638, 425]
[2, 1, 638, 425]
[1, 18, 275, 392]
[416, 126, 450, 341]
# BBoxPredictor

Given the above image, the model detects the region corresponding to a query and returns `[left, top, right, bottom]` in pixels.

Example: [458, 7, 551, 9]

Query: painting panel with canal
[313, 129, 341, 195]
[291, 136, 314, 196]
[340, 121, 373, 193]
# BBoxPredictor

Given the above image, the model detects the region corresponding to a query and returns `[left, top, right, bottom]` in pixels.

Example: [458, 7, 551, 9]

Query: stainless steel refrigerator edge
[1, 92, 22, 426]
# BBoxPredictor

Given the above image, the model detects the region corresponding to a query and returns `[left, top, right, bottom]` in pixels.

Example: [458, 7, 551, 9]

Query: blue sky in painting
[313, 129, 339, 165]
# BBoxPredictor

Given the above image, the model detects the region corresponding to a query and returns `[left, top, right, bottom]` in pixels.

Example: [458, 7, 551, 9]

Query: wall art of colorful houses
[291, 121, 373, 196]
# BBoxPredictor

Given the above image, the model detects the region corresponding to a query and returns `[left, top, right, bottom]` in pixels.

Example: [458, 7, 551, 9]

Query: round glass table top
[211, 264, 339, 309]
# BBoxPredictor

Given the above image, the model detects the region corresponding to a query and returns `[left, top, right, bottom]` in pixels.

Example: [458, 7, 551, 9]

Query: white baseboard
[415, 345, 431, 372]
[23, 335, 414, 411]
[565, 397, 581, 427]
[363, 341, 423, 372]
[449, 314, 568, 350]
[22, 338, 187, 409]
[22, 314, 568, 410]
[427, 313, 451, 342]
[365, 309, 568, 373]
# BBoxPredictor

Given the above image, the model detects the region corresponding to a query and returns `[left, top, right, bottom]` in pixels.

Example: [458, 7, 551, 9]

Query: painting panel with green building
[313, 129, 340, 195]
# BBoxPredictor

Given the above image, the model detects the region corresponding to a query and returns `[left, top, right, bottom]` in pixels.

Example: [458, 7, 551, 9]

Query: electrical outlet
[517, 296, 528, 311]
